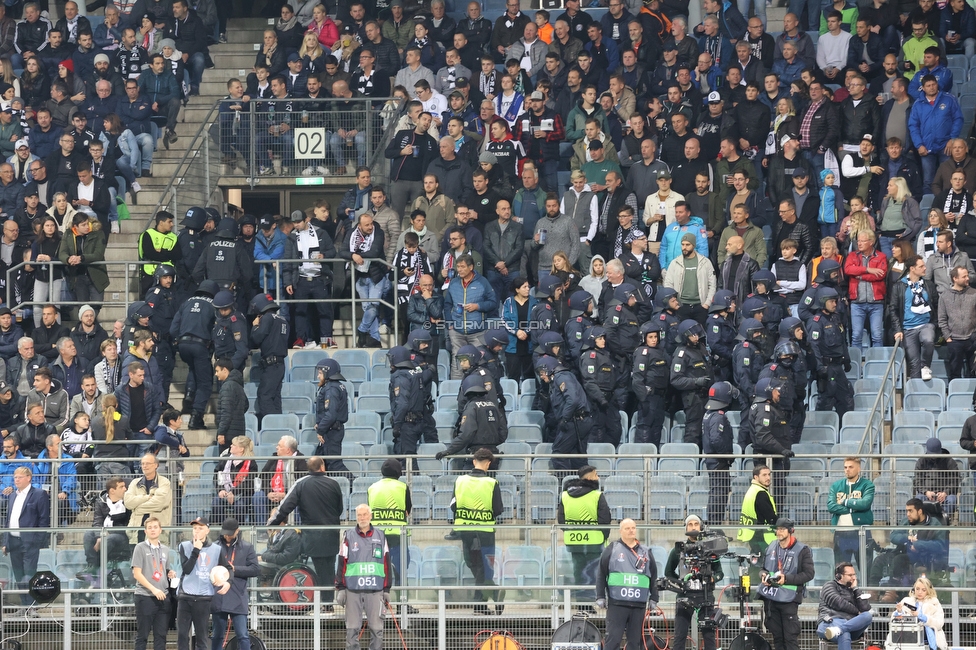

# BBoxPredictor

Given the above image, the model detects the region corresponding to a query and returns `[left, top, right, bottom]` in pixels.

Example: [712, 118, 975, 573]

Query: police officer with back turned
[388, 346, 425, 468]
[314, 358, 350, 475]
[536, 356, 592, 475]
[450, 447, 504, 616]
[558, 464, 611, 590]
[667, 514, 723, 650]
[759, 518, 815, 650]
[170, 280, 218, 430]
[596, 518, 659, 650]
[436, 373, 506, 461]
[249, 294, 288, 427]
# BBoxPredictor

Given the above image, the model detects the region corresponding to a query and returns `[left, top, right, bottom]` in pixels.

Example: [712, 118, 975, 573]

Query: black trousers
[706, 466, 731, 524]
[764, 599, 801, 650]
[681, 391, 706, 449]
[257, 361, 284, 417]
[673, 601, 717, 650]
[312, 555, 335, 603]
[505, 351, 534, 382]
[176, 595, 212, 650]
[551, 415, 592, 474]
[178, 340, 213, 414]
[318, 424, 350, 473]
[393, 420, 424, 470]
[634, 393, 666, 446]
[135, 593, 171, 650]
[603, 604, 646, 650]
[294, 276, 334, 341]
[459, 530, 499, 604]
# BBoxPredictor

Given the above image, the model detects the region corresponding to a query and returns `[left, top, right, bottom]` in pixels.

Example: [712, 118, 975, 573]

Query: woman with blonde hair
[214, 435, 257, 521]
[90, 394, 131, 477]
[0, 59, 21, 98]
[878, 176, 922, 258]
[299, 31, 327, 74]
[892, 577, 946, 650]
[305, 4, 338, 50]
[810, 236, 844, 282]
[917, 209, 949, 261]
[94, 338, 123, 395]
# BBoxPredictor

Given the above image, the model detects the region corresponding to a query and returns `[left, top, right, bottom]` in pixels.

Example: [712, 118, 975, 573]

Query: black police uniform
[175, 208, 206, 299]
[749, 393, 792, 507]
[579, 340, 623, 447]
[732, 338, 765, 447]
[632, 342, 670, 447]
[670, 344, 714, 450]
[191, 219, 254, 292]
[549, 366, 593, 474]
[390, 365, 426, 467]
[213, 309, 249, 372]
[604, 303, 640, 367]
[250, 305, 289, 420]
[170, 291, 217, 421]
[706, 313, 737, 382]
[145, 278, 177, 402]
[703, 406, 733, 524]
[656, 307, 683, 356]
[409, 345, 439, 444]
[809, 311, 854, 417]
[121, 301, 153, 352]
[529, 298, 559, 351]
[478, 347, 507, 411]
[316, 376, 351, 474]
[441, 392, 506, 456]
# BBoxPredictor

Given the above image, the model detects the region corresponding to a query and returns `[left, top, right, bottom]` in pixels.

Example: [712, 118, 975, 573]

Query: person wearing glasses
[818, 562, 873, 650]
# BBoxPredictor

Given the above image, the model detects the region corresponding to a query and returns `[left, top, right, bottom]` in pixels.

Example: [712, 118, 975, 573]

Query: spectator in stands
[80, 475, 129, 575]
[932, 139, 976, 197]
[925, 229, 973, 298]
[885, 253, 935, 379]
[89, 392, 128, 476]
[116, 360, 159, 452]
[124, 452, 171, 542]
[213, 358, 246, 451]
[93, 338, 122, 396]
[33, 432, 78, 524]
[484, 200, 524, 304]
[443, 253, 496, 377]
[59, 212, 108, 311]
[890, 498, 949, 589]
[909, 75, 963, 196]
[8, 338, 47, 398]
[938, 266, 976, 383]
[51, 335, 86, 398]
[139, 53, 180, 149]
[212, 434, 256, 523]
[0, 380, 24, 437]
[27, 364, 69, 430]
[913, 438, 961, 518]
[663, 233, 715, 321]
[117, 27, 149, 80]
[12, 3, 52, 72]
[2, 465, 49, 608]
[15, 400, 57, 457]
[69, 373, 103, 420]
[843, 230, 887, 349]
[168, 0, 207, 96]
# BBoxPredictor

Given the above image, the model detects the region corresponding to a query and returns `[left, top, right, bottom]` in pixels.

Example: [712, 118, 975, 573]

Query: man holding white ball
[335, 504, 392, 650]
[176, 517, 234, 650]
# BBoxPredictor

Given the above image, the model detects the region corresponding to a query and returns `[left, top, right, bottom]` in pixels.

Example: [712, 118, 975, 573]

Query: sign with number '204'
[293, 128, 326, 160]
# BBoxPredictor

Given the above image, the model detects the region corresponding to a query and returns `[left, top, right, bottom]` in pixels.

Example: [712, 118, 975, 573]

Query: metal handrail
[856, 338, 902, 456]
[146, 98, 223, 228]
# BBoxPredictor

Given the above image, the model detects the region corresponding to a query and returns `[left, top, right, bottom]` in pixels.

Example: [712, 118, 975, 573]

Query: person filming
[665, 514, 724, 650]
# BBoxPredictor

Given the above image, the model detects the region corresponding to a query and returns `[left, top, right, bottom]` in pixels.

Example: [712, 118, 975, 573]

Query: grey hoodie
[579, 255, 607, 306]
[937, 285, 976, 340]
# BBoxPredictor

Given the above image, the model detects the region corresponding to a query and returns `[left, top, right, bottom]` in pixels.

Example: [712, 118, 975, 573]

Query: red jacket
[843, 248, 888, 302]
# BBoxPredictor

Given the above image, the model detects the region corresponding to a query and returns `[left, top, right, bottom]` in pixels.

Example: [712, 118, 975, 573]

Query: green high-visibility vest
[452, 474, 496, 532]
[737, 482, 777, 545]
[139, 229, 177, 277]
[561, 490, 605, 546]
[368, 478, 408, 535]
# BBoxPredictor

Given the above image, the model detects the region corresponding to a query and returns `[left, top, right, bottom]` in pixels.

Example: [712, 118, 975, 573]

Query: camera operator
[665, 515, 724, 650]
[758, 518, 815, 650]
[596, 519, 659, 650]
[817, 562, 873, 650]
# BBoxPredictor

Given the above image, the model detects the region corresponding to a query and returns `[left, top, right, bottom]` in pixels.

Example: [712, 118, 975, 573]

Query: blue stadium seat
[906, 377, 947, 396]
[417, 443, 447, 473]
[904, 393, 945, 413]
[881, 444, 924, 473]
[894, 411, 935, 429]
[419, 546, 462, 585]
[497, 443, 532, 475]
[529, 474, 559, 523]
[603, 475, 643, 519]
[281, 396, 314, 416]
[358, 380, 389, 396]
[687, 476, 708, 521]
[892, 425, 934, 444]
[258, 428, 292, 446]
[647, 476, 686, 523]
[432, 475, 457, 521]
[501, 546, 544, 587]
[282, 382, 317, 400]
[355, 394, 392, 413]
[508, 424, 543, 444]
[659, 443, 699, 478]
[290, 365, 318, 382]
[616, 444, 657, 473]
[261, 414, 300, 431]
[410, 475, 433, 520]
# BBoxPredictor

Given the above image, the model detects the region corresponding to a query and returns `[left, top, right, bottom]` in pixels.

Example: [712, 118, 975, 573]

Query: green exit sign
[295, 177, 325, 186]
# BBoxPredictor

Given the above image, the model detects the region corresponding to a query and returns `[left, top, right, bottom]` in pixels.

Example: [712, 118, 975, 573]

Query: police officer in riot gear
[596, 519, 659, 650]
[407, 329, 438, 444]
[747, 270, 786, 341]
[632, 321, 670, 447]
[122, 301, 154, 351]
[750, 377, 794, 508]
[654, 288, 682, 355]
[797, 259, 846, 325]
[211, 291, 249, 372]
[808, 287, 854, 417]
[666, 514, 723, 650]
[192, 217, 254, 294]
[530, 275, 563, 350]
[388, 346, 426, 468]
[249, 293, 289, 426]
[175, 207, 207, 299]
[761, 341, 803, 444]
[436, 373, 506, 460]
[145, 265, 177, 403]
[604, 284, 641, 370]
[537, 356, 592, 475]
[565, 290, 597, 364]
[557, 465, 611, 589]
[455, 345, 500, 416]
[314, 358, 350, 475]
[703, 382, 735, 524]
[671, 320, 714, 450]
[705, 290, 737, 382]
[579, 326, 623, 447]
[733, 318, 767, 446]
[532, 332, 566, 439]
[479, 328, 509, 410]
[171, 279, 219, 428]
[777, 317, 811, 429]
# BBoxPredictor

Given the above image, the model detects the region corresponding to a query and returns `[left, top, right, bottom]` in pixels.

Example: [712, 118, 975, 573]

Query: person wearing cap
[8, 137, 38, 185]
[666, 513, 723, 650]
[209, 517, 259, 650]
[0, 375, 24, 435]
[620, 226, 660, 297]
[912, 438, 961, 518]
[514, 90, 565, 193]
[595, 518, 658, 650]
[558, 465, 611, 589]
[176, 516, 233, 650]
[757, 517, 814, 650]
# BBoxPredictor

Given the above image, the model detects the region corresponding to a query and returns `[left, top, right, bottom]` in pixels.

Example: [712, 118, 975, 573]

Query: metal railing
[857, 339, 903, 456]
[214, 97, 396, 190]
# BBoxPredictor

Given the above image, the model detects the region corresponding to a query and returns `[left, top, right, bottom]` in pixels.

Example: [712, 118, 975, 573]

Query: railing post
[313, 587, 321, 648]
[438, 588, 447, 650]
[63, 591, 72, 650]
[249, 100, 257, 190]
[204, 134, 211, 206]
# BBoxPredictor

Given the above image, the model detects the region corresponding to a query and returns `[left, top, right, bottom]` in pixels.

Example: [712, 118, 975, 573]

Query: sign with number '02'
[294, 128, 326, 160]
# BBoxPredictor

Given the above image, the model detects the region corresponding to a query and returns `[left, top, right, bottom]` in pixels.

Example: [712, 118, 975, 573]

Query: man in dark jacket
[138, 54, 181, 149]
[80, 476, 131, 574]
[838, 74, 879, 150]
[14, 402, 58, 458]
[773, 198, 815, 266]
[798, 81, 839, 187]
[33, 305, 70, 362]
[913, 437, 961, 517]
[214, 360, 247, 450]
[557, 465, 612, 589]
[759, 518, 816, 650]
[168, 0, 208, 96]
[268, 456, 344, 605]
[211, 517, 260, 650]
[816, 562, 872, 646]
[12, 3, 51, 71]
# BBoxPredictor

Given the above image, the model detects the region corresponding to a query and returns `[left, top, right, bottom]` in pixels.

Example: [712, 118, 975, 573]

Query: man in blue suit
[2, 466, 51, 608]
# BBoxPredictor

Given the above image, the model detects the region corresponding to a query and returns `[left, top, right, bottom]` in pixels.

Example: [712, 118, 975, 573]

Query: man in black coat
[168, 0, 209, 96]
[268, 456, 344, 606]
[210, 518, 261, 650]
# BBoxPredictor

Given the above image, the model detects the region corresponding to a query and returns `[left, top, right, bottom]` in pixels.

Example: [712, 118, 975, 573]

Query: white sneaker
[379, 323, 389, 335]
[824, 627, 842, 640]
[345, 163, 356, 175]
[303, 341, 320, 350]
[302, 166, 316, 176]
[131, 181, 142, 193]
[316, 165, 330, 176]
[921, 366, 933, 380]
[111, 221, 120, 234]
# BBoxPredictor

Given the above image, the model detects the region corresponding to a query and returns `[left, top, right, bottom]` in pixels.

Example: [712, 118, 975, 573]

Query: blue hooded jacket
[908, 90, 964, 152]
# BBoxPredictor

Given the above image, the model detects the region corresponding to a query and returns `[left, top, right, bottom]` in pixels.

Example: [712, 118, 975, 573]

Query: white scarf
[297, 225, 321, 277]
[349, 227, 375, 273]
